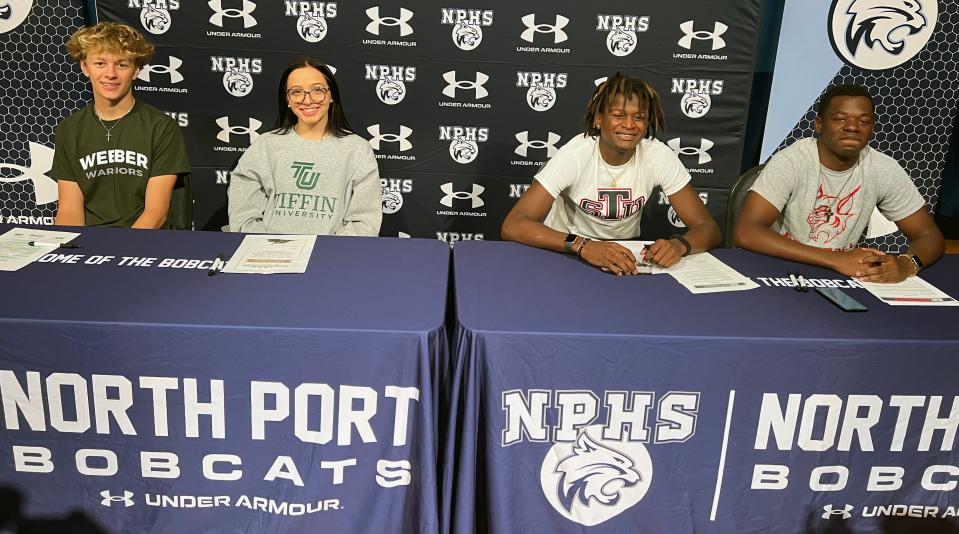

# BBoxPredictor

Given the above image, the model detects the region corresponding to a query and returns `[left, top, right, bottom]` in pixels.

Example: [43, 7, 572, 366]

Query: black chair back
[169, 173, 193, 231]
[724, 164, 764, 247]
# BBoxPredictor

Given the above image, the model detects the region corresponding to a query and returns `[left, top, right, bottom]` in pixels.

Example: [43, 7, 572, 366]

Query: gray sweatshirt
[227, 130, 382, 236]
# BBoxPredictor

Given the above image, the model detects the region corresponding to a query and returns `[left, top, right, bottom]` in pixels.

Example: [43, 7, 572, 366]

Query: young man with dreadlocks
[502, 73, 721, 275]
[733, 84, 943, 282]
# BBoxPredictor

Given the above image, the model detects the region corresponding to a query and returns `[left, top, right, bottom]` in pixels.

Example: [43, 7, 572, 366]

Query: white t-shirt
[535, 134, 691, 240]
[750, 138, 925, 250]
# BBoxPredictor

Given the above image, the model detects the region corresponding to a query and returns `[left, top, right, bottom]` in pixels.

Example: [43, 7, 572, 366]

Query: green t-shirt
[52, 101, 190, 227]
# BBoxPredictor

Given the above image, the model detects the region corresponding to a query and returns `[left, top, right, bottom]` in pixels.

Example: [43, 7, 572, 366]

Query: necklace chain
[598, 146, 635, 188]
[95, 102, 135, 142]
[818, 159, 861, 221]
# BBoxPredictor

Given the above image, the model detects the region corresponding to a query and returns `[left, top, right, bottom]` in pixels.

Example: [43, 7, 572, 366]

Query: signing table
[445, 241, 959, 533]
[0, 225, 448, 533]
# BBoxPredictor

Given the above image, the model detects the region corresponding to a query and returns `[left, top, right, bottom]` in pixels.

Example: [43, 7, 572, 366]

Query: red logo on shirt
[806, 183, 861, 246]
[580, 189, 644, 220]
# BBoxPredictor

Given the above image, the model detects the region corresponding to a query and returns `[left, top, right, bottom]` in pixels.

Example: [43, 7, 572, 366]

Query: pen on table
[28, 241, 80, 249]
[208, 253, 225, 276]
[797, 273, 809, 292]
[789, 272, 801, 291]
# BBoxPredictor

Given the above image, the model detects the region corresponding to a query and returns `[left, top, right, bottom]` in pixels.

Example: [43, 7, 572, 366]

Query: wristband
[669, 234, 692, 257]
[575, 237, 591, 258]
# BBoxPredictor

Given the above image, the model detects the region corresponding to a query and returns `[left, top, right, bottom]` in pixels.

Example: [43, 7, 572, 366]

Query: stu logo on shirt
[274, 161, 337, 220]
[79, 150, 149, 179]
[579, 189, 644, 220]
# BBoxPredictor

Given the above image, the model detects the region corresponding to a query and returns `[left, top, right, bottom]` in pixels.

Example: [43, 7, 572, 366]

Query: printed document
[0, 227, 80, 271]
[859, 277, 958, 306]
[221, 234, 316, 274]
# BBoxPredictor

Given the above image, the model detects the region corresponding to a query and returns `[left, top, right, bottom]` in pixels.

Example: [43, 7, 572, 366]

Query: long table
[444, 241, 959, 533]
[0, 225, 449, 533]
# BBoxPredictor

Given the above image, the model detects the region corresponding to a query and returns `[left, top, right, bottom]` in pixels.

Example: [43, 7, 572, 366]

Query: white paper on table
[865, 207, 897, 238]
[0, 227, 81, 271]
[859, 276, 959, 306]
[665, 252, 759, 294]
[221, 234, 317, 274]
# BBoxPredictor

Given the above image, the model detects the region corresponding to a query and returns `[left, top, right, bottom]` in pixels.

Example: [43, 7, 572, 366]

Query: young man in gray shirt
[734, 84, 943, 282]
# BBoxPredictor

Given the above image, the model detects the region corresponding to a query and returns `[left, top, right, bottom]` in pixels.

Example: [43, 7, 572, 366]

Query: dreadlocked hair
[582, 73, 666, 140]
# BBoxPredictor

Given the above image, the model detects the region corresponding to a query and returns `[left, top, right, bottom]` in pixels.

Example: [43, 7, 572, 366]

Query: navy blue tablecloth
[445, 241, 959, 533]
[0, 225, 449, 534]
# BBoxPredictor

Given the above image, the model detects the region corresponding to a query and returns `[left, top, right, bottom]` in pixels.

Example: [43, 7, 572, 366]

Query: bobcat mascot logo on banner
[829, 0, 936, 70]
[540, 425, 653, 526]
[845, 0, 926, 55]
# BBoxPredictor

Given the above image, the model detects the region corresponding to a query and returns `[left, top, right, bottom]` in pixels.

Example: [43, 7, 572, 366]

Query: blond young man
[53, 22, 189, 228]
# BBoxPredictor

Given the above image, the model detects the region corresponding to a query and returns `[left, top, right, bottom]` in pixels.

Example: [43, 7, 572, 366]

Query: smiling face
[80, 47, 139, 109]
[286, 66, 331, 133]
[595, 93, 648, 165]
[815, 95, 875, 169]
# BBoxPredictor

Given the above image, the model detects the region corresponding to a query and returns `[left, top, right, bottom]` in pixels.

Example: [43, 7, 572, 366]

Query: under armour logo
[521, 13, 568, 43]
[822, 504, 854, 520]
[0, 142, 58, 205]
[366, 6, 414, 37]
[514, 131, 560, 157]
[138, 56, 183, 84]
[440, 182, 484, 208]
[667, 137, 713, 164]
[100, 490, 134, 507]
[367, 124, 413, 151]
[209, 0, 257, 29]
[442, 71, 488, 99]
[216, 117, 261, 143]
[678, 20, 727, 50]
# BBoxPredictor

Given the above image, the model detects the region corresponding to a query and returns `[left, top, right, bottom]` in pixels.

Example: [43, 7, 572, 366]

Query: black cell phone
[815, 286, 868, 312]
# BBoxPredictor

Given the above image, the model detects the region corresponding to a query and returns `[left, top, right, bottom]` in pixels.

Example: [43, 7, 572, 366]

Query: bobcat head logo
[382, 189, 403, 214]
[450, 138, 478, 163]
[454, 22, 481, 47]
[142, 5, 170, 32]
[829, 0, 936, 70]
[297, 13, 327, 42]
[555, 432, 641, 512]
[224, 69, 253, 97]
[681, 92, 711, 118]
[377, 76, 405, 104]
[608, 28, 636, 55]
[845, 0, 926, 56]
[526, 84, 555, 111]
[807, 183, 862, 246]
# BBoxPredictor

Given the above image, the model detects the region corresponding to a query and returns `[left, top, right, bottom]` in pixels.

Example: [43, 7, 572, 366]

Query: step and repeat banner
[761, 0, 959, 253]
[0, 0, 89, 227]
[93, 0, 762, 240]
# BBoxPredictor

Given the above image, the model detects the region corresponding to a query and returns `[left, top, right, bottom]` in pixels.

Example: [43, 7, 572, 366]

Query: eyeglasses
[286, 86, 330, 103]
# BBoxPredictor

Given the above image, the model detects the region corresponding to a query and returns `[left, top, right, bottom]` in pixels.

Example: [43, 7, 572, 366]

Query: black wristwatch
[563, 233, 579, 254]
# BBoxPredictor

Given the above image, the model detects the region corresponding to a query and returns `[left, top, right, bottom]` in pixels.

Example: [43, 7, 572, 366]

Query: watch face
[564, 233, 577, 244]
[911, 254, 924, 269]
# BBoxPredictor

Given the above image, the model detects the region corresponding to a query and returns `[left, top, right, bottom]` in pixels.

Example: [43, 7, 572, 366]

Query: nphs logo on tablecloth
[829, 0, 936, 71]
[541, 426, 652, 526]
[503, 390, 699, 526]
